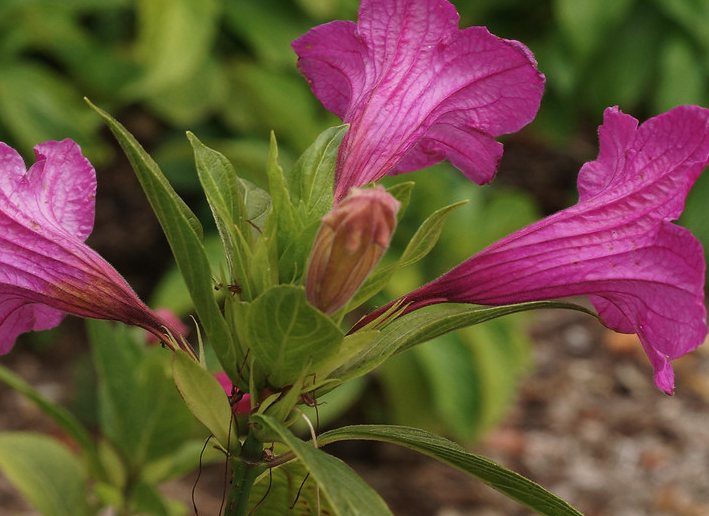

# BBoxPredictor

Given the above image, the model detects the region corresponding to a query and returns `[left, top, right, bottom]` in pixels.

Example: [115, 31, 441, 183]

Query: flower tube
[0, 139, 184, 352]
[292, 0, 545, 202]
[361, 106, 709, 394]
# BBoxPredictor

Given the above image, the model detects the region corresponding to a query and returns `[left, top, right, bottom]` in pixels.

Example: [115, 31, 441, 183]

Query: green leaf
[399, 200, 468, 267]
[87, 100, 236, 377]
[130, 0, 220, 95]
[554, 0, 635, 61]
[0, 364, 96, 464]
[172, 350, 239, 454]
[247, 285, 344, 388]
[385, 181, 415, 222]
[288, 124, 348, 220]
[384, 301, 595, 356]
[266, 132, 303, 283]
[188, 132, 256, 300]
[88, 320, 196, 466]
[251, 415, 394, 516]
[334, 301, 594, 384]
[318, 425, 584, 516]
[654, 35, 705, 112]
[0, 63, 102, 157]
[241, 177, 271, 231]
[0, 432, 90, 516]
[250, 459, 337, 515]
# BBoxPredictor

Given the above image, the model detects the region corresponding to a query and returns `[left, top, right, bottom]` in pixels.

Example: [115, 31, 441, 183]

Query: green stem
[224, 433, 264, 516]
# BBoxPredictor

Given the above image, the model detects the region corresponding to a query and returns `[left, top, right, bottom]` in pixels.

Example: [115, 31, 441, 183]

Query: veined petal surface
[368, 106, 709, 394]
[292, 0, 545, 201]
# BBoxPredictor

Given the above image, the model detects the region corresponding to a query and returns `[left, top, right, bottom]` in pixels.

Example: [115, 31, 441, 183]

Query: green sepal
[318, 425, 584, 516]
[246, 285, 344, 389]
[251, 415, 394, 516]
[87, 99, 236, 377]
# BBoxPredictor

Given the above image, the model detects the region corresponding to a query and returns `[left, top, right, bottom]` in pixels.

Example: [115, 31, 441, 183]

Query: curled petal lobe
[0, 140, 183, 352]
[292, 0, 545, 201]
[363, 106, 709, 394]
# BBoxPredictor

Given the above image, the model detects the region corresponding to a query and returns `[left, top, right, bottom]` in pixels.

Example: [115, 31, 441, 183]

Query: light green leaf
[399, 200, 467, 267]
[250, 459, 337, 515]
[385, 181, 415, 222]
[0, 63, 102, 158]
[654, 35, 705, 112]
[172, 350, 239, 454]
[318, 425, 584, 516]
[131, 0, 220, 95]
[288, 124, 347, 220]
[247, 285, 344, 388]
[0, 433, 90, 516]
[88, 320, 196, 466]
[0, 364, 96, 465]
[188, 132, 256, 300]
[385, 301, 595, 356]
[251, 415, 394, 516]
[335, 301, 594, 384]
[554, 0, 635, 61]
[88, 100, 236, 377]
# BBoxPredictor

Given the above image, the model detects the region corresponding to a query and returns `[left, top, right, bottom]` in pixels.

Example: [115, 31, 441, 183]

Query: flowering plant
[0, 0, 707, 515]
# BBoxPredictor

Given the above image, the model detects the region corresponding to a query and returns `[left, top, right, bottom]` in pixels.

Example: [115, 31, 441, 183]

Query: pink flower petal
[293, 0, 544, 202]
[364, 106, 709, 394]
[0, 140, 182, 350]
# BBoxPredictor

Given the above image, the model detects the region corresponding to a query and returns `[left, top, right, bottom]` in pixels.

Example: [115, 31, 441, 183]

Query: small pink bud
[306, 186, 399, 315]
[215, 372, 251, 416]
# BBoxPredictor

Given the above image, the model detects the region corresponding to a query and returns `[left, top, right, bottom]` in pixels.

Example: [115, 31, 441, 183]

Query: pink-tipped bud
[305, 186, 399, 315]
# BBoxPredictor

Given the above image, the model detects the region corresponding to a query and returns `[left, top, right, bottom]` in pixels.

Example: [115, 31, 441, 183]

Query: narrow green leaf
[87, 99, 236, 377]
[247, 285, 343, 388]
[318, 425, 584, 516]
[0, 433, 90, 516]
[335, 301, 595, 384]
[386, 302, 596, 356]
[251, 415, 394, 516]
[172, 350, 239, 454]
[188, 132, 256, 299]
[399, 200, 468, 267]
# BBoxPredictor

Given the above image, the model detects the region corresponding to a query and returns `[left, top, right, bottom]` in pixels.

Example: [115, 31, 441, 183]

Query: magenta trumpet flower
[292, 0, 545, 202]
[0, 139, 183, 353]
[363, 106, 709, 394]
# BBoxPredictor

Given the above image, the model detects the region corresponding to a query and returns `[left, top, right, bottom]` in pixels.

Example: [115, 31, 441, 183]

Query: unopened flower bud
[306, 186, 399, 315]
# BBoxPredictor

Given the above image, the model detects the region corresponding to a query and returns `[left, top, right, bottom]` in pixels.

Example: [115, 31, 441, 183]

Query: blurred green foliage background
[3, 0, 709, 444]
